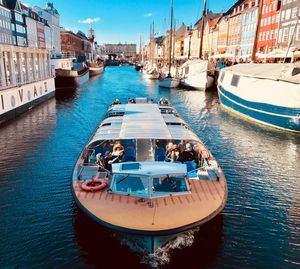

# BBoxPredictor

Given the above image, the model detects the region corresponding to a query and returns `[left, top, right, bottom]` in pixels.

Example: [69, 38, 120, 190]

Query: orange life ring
[81, 177, 107, 192]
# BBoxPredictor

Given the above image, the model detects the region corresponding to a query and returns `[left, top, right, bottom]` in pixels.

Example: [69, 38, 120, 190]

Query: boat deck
[73, 172, 227, 234]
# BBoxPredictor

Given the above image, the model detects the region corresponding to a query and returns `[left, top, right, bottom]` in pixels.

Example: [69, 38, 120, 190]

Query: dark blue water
[0, 66, 299, 268]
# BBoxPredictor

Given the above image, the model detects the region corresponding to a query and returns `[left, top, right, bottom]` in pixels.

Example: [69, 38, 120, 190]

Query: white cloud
[144, 12, 153, 17]
[78, 17, 101, 24]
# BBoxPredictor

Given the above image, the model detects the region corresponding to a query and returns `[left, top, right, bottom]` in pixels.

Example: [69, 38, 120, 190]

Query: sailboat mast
[251, 0, 263, 62]
[168, 0, 174, 76]
[199, 0, 207, 59]
[172, 20, 176, 65]
[139, 33, 142, 62]
[284, 15, 299, 63]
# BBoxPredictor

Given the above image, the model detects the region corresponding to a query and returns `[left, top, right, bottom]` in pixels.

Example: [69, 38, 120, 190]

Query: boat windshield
[111, 174, 150, 198]
[152, 175, 188, 197]
[110, 173, 189, 198]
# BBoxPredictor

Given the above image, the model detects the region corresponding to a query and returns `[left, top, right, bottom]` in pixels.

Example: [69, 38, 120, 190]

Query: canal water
[0, 66, 299, 269]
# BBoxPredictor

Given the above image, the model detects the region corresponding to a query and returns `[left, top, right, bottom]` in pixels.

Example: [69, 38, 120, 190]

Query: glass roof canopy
[89, 103, 200, 144]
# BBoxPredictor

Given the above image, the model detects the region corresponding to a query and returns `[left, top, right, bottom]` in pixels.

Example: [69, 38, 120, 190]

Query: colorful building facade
[240, 1, 259, 56]
[257, 0, 281, 54]
[277, 0, 300, 51]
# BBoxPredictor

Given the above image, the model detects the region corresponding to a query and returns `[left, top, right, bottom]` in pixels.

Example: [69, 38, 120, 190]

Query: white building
[33, 2, 61, 58]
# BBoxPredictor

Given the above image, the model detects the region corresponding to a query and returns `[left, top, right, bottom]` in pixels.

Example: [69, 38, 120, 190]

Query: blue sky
[25, 0, 237, 45]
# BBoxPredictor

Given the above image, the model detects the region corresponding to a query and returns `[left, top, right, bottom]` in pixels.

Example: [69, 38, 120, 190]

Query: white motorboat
[217, 63, 300, 132]
[179, 59, 214, 90]
[158, 76, 180, 88]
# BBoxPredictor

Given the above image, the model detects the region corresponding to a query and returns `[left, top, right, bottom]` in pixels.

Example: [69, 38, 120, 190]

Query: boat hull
[89, 66, 104, 77]
[218, 85, 300, 132]
[55, 68, 89, 90]
[0, 78, 55, 125]
[159, 78, 180, 88]
[181, 74, 214, 91]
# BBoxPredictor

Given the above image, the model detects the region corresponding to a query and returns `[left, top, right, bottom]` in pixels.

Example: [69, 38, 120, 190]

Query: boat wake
[141, 228, 200, 268]
[116, 227, 200, 268]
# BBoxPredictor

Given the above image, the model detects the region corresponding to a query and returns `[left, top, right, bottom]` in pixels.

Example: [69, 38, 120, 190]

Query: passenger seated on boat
[182, 143, 196, 162]
[104, 151, 113, 171]
[108, 143, 125, 164]
[111, 99, 121, 105]
[158, 98, 165, 105]
[165, 142, 174, 160]
[166, 144, 184, 163]
[171, 147, 184, 163]
[127, 97, 136, 104]
[163, 98, 170, 105]
[96, 153, 106, 172]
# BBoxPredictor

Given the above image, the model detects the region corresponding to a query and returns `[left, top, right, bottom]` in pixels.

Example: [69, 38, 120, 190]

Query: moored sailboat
[158, 0, 180, 89]
[177, 0, 214, 91]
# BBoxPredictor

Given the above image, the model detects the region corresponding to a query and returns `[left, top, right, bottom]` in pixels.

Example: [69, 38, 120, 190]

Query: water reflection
[0, 98, 56, 178]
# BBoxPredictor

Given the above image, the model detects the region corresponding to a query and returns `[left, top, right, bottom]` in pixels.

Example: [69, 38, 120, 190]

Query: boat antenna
[199, 0, 207, 59]
[251, 0, 263, 62]
[284, 15, 299, 63]
[168, 0, 174, 77]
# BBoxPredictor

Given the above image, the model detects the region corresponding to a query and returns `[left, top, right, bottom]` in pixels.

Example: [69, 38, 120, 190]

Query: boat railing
[77, 163, 110, 181]
[0, 70, 55, 91]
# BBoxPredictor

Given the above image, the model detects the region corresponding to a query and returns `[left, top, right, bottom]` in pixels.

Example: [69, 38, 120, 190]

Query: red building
[257, 0, 281, 54]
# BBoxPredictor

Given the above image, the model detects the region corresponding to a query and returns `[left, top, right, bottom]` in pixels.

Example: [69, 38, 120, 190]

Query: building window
[283, 28, 289, 42]
[297, 26, 300, 41]
[292, 7, 298, 18]
[285, 9, 291, 20]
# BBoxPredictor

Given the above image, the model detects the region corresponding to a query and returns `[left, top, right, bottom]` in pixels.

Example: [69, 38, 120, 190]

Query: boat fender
[81, 177, 107, 192]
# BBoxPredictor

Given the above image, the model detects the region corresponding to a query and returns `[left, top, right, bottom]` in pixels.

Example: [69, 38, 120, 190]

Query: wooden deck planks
[73, 175, 226, 232]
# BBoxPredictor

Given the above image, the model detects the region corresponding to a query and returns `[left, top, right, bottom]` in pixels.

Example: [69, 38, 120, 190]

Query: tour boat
[217, 63, 300, 132]
[88, 62, 104, 77]
[179, 59, 214, 90]
[72, 97, 227, 253]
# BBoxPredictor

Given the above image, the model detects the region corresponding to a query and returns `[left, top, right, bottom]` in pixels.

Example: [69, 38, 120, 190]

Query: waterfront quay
[0, 0, 300, 268]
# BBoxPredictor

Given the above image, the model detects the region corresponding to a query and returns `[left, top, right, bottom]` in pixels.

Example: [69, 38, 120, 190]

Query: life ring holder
[81, 177, 107, 192]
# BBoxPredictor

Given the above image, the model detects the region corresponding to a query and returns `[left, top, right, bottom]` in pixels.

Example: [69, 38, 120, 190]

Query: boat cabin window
[166, 122, 185, 126]
[105, 111, 125, 118]
[111, 174, 149, 198]
[152, 175, 189, 197]
[292, 67, 300, 76]
[220, 71, 225, 82]
[110, 173, 189, 198]
[185, 66, 189, 75]
[101, 123, 111, 127]
[231, 74, 240, 87]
